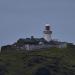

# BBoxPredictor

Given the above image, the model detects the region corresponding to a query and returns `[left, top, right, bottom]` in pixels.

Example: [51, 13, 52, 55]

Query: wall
[25, 44, 53, 50]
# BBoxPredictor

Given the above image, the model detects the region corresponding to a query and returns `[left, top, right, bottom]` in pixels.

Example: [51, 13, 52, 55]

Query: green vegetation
[0, 47, 75, 75]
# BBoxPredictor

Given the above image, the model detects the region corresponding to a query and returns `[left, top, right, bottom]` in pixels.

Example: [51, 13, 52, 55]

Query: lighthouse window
[46, 26, 50, 30]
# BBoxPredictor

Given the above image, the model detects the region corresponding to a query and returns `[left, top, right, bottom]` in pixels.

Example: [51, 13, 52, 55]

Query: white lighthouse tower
[43, 24, 52, 42]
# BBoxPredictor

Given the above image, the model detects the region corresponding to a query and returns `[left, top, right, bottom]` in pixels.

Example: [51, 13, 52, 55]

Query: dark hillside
[0, 48, 75, 75]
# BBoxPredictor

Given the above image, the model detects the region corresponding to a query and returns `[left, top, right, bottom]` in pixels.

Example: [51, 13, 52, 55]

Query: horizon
[0, 0, 75, 47]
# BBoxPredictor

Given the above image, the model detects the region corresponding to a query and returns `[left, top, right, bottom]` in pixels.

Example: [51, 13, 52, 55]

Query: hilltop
[0, 24, 75, 75]
[0, 47, 75, 75]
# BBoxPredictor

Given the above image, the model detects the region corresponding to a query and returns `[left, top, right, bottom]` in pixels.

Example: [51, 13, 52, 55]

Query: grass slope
[0, 47, 75, 75]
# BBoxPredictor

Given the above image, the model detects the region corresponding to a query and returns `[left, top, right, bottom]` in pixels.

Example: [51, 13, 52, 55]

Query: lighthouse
[43, 24, 52, 42]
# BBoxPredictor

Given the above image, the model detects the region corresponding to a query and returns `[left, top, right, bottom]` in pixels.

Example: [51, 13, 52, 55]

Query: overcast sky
[0, 0, 75, 46]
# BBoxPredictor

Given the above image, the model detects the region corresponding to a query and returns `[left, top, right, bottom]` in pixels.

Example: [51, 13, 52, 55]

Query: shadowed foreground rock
[34, 67, 50, 75]
[0, 64, 6, 75]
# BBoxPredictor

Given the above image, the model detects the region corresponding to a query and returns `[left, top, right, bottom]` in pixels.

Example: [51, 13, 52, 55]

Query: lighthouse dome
[45, 24, 50, 26]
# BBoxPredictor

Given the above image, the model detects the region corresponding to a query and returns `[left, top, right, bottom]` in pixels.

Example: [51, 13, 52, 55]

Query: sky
[0, 0, 75, 47]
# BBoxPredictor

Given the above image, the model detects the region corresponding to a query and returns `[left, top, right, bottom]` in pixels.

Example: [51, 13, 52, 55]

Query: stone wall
[25, 44, 53, 50]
